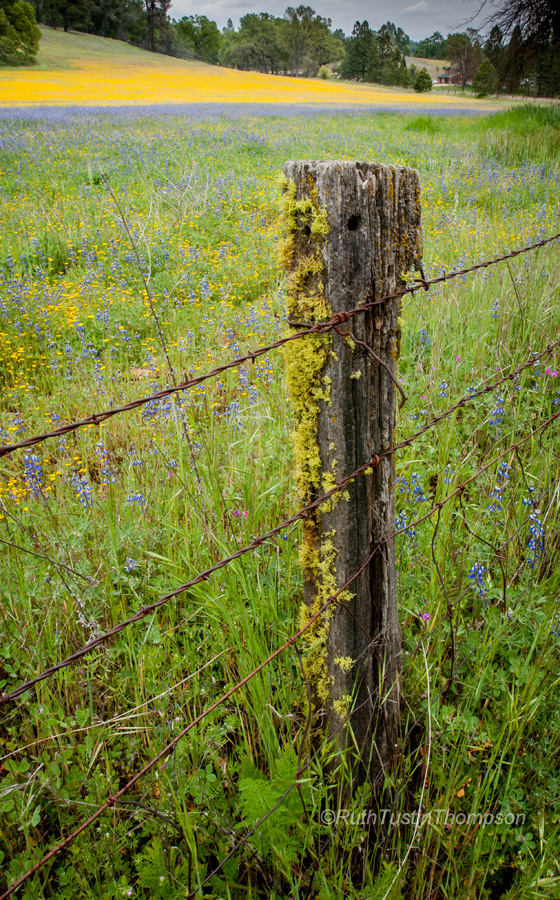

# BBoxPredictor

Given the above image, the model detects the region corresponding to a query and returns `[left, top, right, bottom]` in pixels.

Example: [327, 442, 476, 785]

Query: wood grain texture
[283, 160, 422, 776]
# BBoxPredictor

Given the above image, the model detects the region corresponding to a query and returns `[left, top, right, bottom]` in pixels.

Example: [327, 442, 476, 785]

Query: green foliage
[405, 114, 440, 133]
[239, 747, 312, 866]
[339, 19, 409, 86]
[0, 105, 559, 899]
[414, 30, 446, 59]
[0, 0, 40, 64]
[473, 58, 498, 96]
[445, 29, 483, 86]
[219, 5, 344, 76]
[479, 103, 560, 162]
[413, 66, 432, 92]
[175, 14, 220, 63]
[339, 19, 378, 81]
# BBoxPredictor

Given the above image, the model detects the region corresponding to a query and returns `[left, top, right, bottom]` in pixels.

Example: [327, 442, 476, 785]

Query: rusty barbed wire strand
[189, 476, 559, 900]
[292, 478, 560, 897]
[1, 340, 557, 707]
[1, 410, 557, 900]
[1, 231, 558, 460]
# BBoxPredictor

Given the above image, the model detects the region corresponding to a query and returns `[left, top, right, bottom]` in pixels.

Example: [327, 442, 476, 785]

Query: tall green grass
[0, 104, 559, 899]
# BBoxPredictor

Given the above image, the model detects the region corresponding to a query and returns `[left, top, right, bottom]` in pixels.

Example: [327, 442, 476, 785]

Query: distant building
[437, 66, 461, 85]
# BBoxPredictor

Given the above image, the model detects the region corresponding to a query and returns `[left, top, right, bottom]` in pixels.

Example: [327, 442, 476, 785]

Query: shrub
[414, 67, 433, 92]
[473, 59, 497, 96]
[0, 0, 40, 66]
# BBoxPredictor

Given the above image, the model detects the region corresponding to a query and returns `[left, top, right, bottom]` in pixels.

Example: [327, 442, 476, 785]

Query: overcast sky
[167, 0, 486, 42]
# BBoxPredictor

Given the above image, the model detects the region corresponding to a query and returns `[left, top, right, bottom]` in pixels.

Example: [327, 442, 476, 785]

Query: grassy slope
[0, 28, 512, 109]
[405, 56, 450, 79]
[8, 25, 191, 71]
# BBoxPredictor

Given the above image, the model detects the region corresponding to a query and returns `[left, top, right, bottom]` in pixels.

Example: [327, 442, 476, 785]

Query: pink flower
[456, 355, 461, 362]
[421, 612, 430, 621]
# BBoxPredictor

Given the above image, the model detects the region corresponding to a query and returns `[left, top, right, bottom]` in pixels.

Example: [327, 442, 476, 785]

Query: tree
[502, 24, 527, 93]
[339, 20, 378, 82]
[0, 0, 40, 63]
[144, 0, 170, 53]
[484, 25, 505, 89]
[176, 15, 221, 63]
[397, 54, 412, 87]
[282, 5, 338, 75]
[480, 0, 560, 97]
[219, 13, 287, 73]
[445, 29, 483, 85]
[484, 0, 559, 49]
[414, 30, 446, 59]
[413, 67, 432, 91]
[472, 58, 497, 95]
[377, 23, 394, 81]
[380, 20, 410, 55]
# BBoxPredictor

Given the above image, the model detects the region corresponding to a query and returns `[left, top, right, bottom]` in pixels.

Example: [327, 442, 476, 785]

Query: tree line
[0, 0, 558, 97]
[421, 21, 559, 98]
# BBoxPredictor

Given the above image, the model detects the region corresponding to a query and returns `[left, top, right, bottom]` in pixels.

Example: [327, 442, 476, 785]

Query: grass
[0, 28, 509, 109]
[0, 103, 559, 899]
[0, 26, 190, 71]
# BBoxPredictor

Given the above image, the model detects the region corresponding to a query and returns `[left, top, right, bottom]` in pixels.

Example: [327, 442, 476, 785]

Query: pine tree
[472, 59, 498, 95]
[502, 25, 526, 93]
[339, 20, 377, 82]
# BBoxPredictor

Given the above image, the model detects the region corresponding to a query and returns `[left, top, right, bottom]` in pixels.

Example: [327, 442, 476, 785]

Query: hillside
[406, 56, 450, 80]
[0, 29, 503, 108]
[6, 25, 188, 71]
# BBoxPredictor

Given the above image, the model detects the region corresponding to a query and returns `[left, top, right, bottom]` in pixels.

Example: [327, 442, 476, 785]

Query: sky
[167, 0, 487, 42]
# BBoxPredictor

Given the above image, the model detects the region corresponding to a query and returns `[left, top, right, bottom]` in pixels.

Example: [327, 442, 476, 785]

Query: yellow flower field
[0, 26, 502, 108]
[0, 60, 502, 107]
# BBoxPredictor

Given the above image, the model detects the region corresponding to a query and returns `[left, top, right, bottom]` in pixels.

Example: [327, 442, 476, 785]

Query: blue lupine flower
[468, 562, 487, 600]
[24, 454, 43, 498]
[489, 396, 505, 435]
[488, 462, 509, 513]
[71, 472, 92, 508]
[526, 513, 544, 569]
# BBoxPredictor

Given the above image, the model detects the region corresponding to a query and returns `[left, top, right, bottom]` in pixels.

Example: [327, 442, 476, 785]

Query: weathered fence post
[281, 161, 422, 779]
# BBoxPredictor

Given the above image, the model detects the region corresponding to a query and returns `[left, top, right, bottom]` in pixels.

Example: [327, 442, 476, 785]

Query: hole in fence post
[281, 160, 423, 792]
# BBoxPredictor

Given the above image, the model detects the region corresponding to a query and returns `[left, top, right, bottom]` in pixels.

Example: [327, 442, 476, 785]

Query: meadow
[0, 101, 559, 900]
[0, 27, 507, 110]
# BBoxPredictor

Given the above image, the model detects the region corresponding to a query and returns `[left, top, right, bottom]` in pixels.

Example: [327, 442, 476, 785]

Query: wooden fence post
[281, 161, 422, 778]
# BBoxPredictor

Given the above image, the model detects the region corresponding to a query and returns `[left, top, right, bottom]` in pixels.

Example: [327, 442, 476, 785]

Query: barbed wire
[1, 230, 558, 460]
[1, 409, 557, 900]
[2, 339, 556, 707]
[269, 477, 560, 899]
[185, 484, 549, 899]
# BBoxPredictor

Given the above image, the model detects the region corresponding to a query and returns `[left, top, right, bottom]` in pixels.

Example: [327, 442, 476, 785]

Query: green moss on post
[281, 159, 422, 784]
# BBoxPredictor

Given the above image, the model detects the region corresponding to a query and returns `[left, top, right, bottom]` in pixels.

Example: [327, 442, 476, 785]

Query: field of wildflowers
[0, 103, 559, 899]
[0, 27, 507, 110]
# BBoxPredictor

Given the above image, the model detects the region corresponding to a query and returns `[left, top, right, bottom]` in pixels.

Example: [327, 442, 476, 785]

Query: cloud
[403, 0, 429, 13]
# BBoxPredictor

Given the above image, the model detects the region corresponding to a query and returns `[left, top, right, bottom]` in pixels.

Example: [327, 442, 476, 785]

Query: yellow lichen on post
[280, 172, 332, 505]
[281, 160, 420, 772]
[280, 170, 348, 708]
